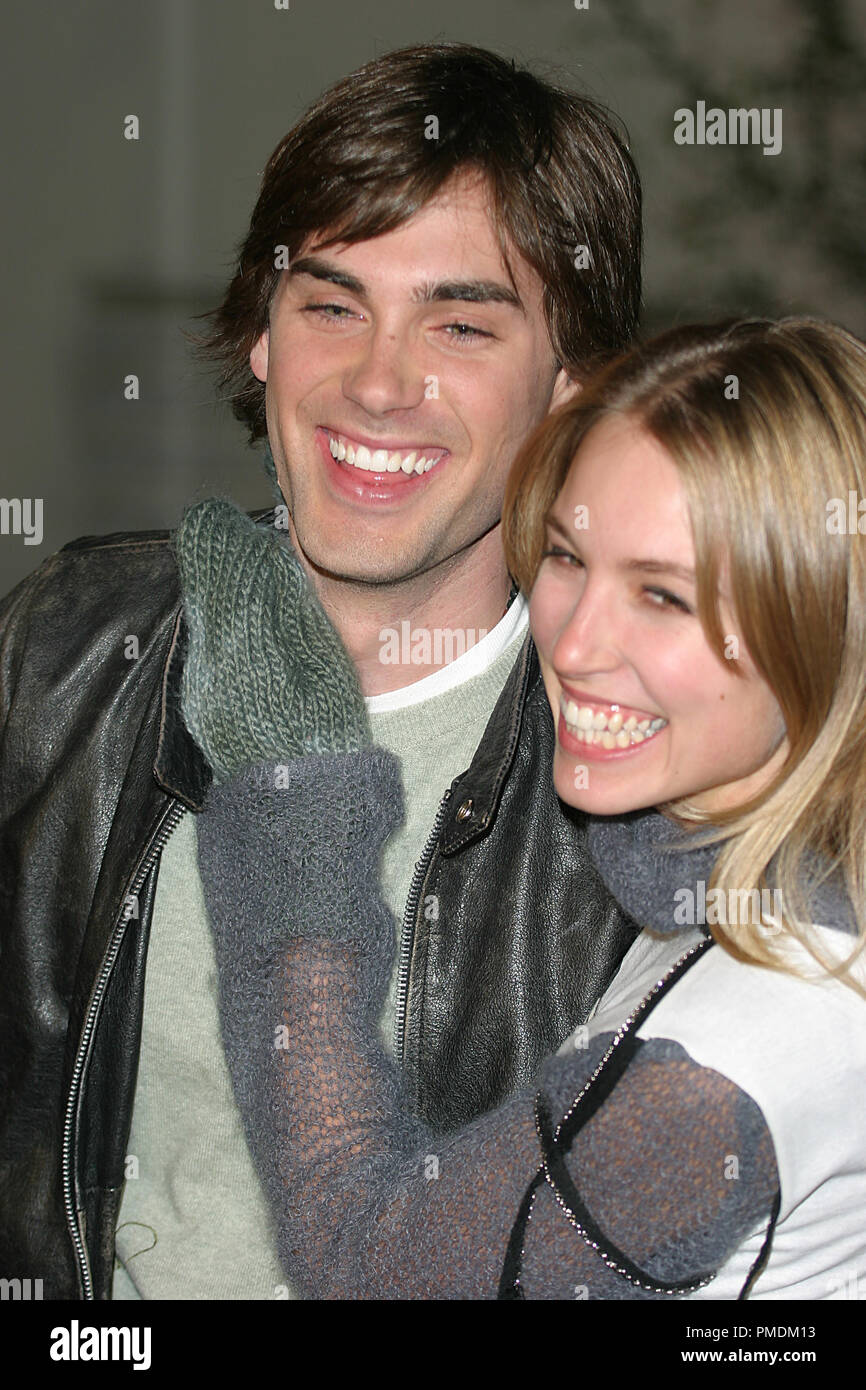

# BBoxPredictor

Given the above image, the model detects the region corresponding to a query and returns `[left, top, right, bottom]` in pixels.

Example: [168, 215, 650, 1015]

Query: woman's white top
[571, 927, 866, 1300]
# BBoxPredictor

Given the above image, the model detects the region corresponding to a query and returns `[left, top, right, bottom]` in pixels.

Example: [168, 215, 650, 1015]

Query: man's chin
[292, 538, 429, 589]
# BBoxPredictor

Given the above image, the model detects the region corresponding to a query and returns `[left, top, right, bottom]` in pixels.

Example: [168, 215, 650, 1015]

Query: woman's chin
[553, 756, 659, 818]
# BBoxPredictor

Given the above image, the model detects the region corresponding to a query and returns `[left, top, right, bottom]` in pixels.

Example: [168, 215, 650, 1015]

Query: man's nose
[342, 324, 427, 416]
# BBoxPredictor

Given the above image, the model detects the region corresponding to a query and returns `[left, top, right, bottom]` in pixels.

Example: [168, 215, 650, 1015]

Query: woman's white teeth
[328, 434, 438, 475]
[561, 697, 667, 747]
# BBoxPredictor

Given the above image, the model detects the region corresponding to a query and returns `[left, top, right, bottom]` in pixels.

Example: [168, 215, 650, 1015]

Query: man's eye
[442, 323, 492, 342]
[644, 586, 692, 614]
[302, 302, 356, 319]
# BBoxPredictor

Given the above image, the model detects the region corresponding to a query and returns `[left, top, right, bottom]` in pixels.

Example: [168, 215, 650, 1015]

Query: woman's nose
[552, 585, 622, 676]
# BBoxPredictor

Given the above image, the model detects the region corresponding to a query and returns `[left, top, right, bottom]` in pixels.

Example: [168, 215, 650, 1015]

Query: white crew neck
[364, 592, 529, 713]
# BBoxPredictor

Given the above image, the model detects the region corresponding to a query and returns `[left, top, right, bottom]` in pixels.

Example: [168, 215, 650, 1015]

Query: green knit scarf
[172, 496, 370, 784]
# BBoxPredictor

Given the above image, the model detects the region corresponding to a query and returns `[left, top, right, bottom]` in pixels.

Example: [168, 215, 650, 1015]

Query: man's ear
[250, 329, 269, 383]
[549, 364, 582, 411]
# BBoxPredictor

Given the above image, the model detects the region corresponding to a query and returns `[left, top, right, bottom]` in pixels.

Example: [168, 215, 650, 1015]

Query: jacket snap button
[456, 799, 474, 822]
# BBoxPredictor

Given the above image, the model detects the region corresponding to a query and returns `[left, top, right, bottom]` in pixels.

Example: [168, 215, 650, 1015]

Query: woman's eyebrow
[623, 559, 696, 584]
[544, 513, 695, 583]
[543, 511, 576, 540]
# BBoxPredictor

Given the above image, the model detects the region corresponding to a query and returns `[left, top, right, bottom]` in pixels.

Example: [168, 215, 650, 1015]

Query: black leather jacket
[0, 510, 639, 1299]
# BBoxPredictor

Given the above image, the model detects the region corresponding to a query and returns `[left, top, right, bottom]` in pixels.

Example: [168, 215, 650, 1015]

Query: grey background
[2, 0, 865, 594]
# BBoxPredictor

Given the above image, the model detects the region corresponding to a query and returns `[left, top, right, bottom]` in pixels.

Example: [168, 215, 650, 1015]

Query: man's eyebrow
[543, 512, 696, 582]
[288, 256, 366, 295]
[288, 255, 524, 311]
[412, 279, 524, 310]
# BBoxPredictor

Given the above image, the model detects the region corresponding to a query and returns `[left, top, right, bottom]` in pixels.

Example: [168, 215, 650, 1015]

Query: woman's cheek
[528, 575, 570, 660]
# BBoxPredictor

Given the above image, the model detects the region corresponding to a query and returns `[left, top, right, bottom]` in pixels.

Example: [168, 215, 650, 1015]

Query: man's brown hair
[200, 42, 642, 441]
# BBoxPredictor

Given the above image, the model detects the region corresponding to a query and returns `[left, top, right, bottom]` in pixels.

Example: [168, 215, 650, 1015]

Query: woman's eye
[644, 586, 692, 614]
[541, 547, 582, 566]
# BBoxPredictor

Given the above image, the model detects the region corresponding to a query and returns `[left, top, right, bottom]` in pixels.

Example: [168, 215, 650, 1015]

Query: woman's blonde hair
[503, 317, 866, 995]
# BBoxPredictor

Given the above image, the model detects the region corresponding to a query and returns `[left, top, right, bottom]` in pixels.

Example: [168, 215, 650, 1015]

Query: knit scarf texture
[172, 495, 370, 783]
[587, 809, 856, 938]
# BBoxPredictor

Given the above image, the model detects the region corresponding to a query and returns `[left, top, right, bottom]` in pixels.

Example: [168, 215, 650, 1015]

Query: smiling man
[253, 173, 578, 692]
[0, 43, 643, 1299]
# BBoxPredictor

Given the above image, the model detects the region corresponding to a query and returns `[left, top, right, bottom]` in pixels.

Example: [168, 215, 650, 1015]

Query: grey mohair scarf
[171, 495, 371, 783]
[588, 811, 857, 939]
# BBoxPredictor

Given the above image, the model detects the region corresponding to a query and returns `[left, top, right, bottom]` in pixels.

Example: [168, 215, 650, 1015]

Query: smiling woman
[504, 315, 866, 985]
[187, 315, 866, 1300]
[527, 416, 788, 817]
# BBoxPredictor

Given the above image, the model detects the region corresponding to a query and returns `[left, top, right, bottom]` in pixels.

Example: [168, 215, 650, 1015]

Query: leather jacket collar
[153, 506, 535, 835]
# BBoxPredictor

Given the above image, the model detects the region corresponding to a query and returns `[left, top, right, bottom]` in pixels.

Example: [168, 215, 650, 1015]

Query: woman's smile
[557, 688, 668, 757]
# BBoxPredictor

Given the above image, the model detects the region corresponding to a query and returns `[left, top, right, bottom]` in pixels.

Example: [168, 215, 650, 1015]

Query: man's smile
[325, 428, 449, 477]
[314, 427, 451, 506]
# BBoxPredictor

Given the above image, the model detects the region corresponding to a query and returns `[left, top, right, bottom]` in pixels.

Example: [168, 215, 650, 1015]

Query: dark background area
[2, 0, 864, 594]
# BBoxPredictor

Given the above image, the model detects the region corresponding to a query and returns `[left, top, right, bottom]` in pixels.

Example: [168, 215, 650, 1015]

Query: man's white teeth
[560, 697, 667, 748]
[328, 434, 437, 475]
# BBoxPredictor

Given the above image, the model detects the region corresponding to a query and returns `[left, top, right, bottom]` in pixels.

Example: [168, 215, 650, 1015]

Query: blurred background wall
[2, 0, 864, 593]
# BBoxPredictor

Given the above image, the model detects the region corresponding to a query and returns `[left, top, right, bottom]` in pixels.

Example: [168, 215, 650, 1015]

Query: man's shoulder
[2, 507, 276, 628]
[0, 508, 275, 677]
[1, 527, 181, 655]
[55, 505, 276, 590]
[58, 525, 184, 595]
[60, 523, 181, 559]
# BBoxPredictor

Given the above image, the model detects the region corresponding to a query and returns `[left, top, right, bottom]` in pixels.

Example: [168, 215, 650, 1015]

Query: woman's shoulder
[566, 925, 708, 1049]
[634, 930, 866, 1215]
[633, 922, 866, 1069]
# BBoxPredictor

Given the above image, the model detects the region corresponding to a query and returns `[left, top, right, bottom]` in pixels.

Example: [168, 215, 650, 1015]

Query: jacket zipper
[393, 788, 453, 1063]
[62, 796, 188, 1299]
